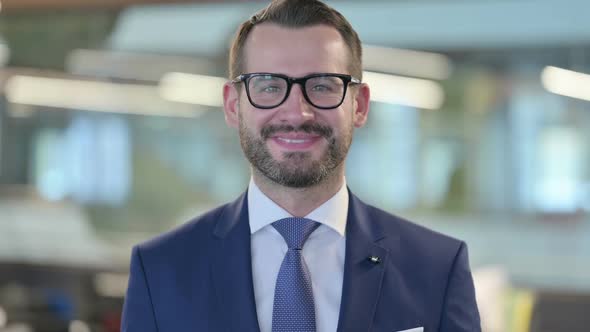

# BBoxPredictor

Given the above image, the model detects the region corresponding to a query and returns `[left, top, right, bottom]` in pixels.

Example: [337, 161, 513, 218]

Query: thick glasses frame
[232, 72, 361, 109]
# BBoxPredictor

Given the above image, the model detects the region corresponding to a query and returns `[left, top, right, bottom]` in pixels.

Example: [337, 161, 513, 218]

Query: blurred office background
[0, 0, 589, 331]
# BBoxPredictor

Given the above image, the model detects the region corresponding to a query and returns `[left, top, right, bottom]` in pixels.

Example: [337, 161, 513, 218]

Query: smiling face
[223, 23, 370, 188]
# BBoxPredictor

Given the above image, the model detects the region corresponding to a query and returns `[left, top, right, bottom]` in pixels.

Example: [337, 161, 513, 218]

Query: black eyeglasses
[232, 73, 361, 109]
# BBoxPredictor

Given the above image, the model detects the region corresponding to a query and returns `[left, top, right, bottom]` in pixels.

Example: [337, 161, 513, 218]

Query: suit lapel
[336, 192, 401, 332]
[208, 190, 405, 332]
[210, 192, 261, 332]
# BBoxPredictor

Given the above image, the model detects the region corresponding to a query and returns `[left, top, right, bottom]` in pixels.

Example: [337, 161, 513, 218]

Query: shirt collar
[247, 178, 348, 237]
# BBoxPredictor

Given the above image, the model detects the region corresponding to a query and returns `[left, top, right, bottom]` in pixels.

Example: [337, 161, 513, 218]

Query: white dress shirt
[248, 178, 348, 332]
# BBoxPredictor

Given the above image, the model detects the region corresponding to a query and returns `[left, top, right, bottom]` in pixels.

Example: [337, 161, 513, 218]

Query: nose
[276, 84, 315, 126]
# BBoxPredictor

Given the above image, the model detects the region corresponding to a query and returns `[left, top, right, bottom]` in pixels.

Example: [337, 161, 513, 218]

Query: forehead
[243, 23, 349, 76]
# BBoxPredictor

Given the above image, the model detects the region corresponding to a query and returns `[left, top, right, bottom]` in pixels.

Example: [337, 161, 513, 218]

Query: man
[122, 0, 481, 331]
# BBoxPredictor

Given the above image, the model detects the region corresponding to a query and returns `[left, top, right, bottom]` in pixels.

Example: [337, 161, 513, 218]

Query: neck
[252, 167, 345, 217]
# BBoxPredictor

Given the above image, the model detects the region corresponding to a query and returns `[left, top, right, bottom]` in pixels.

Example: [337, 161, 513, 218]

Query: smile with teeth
[270, 134, 322, 150]
[277, 137, 312, 144]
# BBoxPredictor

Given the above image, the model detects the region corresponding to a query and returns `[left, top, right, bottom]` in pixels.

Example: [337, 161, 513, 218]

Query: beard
[238, 115, 352, 188]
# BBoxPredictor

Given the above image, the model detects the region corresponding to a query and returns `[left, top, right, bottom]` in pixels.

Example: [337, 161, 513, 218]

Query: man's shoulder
[355, 195, 465, 253]
[135, 201, 231, 255]
[358, 200, 468, 275]
[375, 204, 460, 242]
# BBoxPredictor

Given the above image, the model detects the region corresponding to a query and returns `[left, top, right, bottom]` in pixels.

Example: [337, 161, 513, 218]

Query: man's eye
[261, 85, 281, 93]
[311, 84, 333, 92]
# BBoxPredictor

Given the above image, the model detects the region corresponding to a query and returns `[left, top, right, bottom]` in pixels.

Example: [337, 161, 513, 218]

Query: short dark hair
[228, 0, 362, 80]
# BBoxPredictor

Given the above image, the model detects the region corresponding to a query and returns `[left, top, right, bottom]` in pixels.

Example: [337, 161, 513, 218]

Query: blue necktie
[271, 217, 320, 332]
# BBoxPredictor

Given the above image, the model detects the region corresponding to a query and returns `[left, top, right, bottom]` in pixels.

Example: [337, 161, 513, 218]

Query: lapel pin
[367, 255, 381, 264]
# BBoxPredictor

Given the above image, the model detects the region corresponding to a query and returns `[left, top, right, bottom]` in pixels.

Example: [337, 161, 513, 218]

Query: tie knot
[272, 217, 320, 249]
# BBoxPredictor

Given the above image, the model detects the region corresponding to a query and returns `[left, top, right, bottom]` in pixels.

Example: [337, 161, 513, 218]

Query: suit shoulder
[363, 204, 469, 279]
[136, 203, 227, 255]
[364, 202, 465, 253]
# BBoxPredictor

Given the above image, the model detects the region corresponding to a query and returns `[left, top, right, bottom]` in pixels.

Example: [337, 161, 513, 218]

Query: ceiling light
[159, 72, 226, 107]
[363, 45, 452, 80]
[5, 75, 202, 118]
[363, 71, 444, 110]
[541, 66, 590, 102]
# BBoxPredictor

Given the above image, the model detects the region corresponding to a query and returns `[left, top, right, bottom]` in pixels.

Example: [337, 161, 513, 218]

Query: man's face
[223, 23, 369, 188]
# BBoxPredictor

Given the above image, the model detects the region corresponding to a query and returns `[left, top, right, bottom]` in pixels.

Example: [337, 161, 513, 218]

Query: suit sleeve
[439, 242, 481, 332]
[121, 246, 159, 332]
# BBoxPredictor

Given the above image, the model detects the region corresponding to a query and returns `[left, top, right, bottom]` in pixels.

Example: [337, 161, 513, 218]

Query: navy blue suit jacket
[122, 190, 480, 331]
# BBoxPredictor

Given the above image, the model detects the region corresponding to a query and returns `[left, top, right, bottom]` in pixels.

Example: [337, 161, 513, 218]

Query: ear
[352, 83, 370, 128]
[223, 81, 240, 129]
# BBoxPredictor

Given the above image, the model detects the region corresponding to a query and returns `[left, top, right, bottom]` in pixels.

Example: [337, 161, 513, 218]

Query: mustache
[261, 123, 333, 139]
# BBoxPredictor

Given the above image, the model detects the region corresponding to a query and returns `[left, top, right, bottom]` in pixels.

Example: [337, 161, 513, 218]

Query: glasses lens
[305, 76, 345, 108]
[247, 74, 288, 107]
